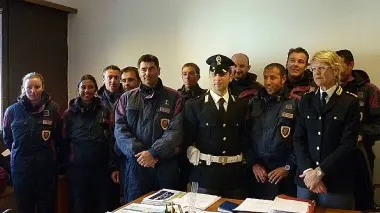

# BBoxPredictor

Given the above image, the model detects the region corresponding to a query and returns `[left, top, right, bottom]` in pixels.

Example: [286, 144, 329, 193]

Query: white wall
[52, 0, 380, 200]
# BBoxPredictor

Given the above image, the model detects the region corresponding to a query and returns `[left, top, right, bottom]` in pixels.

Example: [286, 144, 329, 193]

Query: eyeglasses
[310, 65, 331, 73]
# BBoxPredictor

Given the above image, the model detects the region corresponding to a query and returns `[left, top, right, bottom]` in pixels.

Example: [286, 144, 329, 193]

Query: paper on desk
[181, 206, 218, 213]
[172, 192, 221, 210]
[270, 197, 309, 213]
[233, 198, 273, 213]
[113, 203, 166, 213]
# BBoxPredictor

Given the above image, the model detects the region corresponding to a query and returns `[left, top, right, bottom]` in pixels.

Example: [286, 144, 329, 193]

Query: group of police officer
[2, 48, 380, 213]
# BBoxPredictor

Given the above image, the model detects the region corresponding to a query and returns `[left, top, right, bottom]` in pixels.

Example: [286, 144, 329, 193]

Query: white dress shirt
[209, 89, 229, 112]
[318, 84, 338, 104]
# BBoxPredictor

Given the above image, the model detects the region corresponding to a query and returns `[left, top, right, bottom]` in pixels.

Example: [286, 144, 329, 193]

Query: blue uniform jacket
[115, 78, 184, 159]
[247, 88, 297, 170]
[2, 93, 62, 173]
[62, 97, 112, 166]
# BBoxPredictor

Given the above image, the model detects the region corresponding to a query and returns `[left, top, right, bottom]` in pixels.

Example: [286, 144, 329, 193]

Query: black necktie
[218, 98, 226, 116]
[321, 92, 327, 106]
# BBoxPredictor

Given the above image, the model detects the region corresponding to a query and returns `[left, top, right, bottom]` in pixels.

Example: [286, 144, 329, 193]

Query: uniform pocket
[199, 121, 216, 140]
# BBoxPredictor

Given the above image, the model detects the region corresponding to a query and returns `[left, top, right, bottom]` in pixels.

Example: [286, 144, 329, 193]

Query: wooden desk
[116, 192, 360, 213]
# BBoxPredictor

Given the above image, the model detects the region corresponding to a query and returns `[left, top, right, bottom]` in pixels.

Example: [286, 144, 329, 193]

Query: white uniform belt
[199, 153, 243, 164]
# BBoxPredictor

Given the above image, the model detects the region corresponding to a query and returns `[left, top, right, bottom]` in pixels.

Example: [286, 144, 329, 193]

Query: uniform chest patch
[42, 130, 51, 141]
[43, 110, 50, 117]
[160, 118, 170, 130]
[285, 104, 293, 110]
[159, 107, 171, 114]
[281, 126, 291, 138]
[282, 112, 294, 119]
[43, 120, 53, 125]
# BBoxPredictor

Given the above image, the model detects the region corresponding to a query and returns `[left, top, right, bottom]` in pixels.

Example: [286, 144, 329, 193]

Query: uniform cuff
[148, 148, 158, 158]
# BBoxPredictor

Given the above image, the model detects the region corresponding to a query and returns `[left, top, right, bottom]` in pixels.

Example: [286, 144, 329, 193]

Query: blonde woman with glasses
[293, 50, 360, 209]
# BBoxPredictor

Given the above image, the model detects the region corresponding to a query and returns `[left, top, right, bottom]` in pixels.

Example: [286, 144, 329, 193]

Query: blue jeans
[297, 186, 355, 210]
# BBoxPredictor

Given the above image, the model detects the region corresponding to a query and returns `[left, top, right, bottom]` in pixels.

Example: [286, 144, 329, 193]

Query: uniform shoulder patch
[346, 91, 358, 97]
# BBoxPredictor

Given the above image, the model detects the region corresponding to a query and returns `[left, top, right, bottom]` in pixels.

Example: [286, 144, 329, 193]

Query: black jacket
[178, 84, 207, 101]
[286, 70, 315, 100]
[184, 91, 249, 190]
[247, 88, 297, 171]
[230, 73, 263, 98]
[62, 97, 112, 166]
[293, 86, 360, 193]
[97, 84, 124, 111]
[343, 69, 380, 145]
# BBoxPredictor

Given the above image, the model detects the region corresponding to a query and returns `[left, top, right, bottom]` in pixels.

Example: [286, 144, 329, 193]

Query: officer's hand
[252, 164, 268, 183]
[358, 135, 363, 142]
[111, 171, 120, 184]
[268, 167, 289, 184]
[310, 181, 327, 194]
[136, 151, 156, 168]
[300, 169, 321, 190]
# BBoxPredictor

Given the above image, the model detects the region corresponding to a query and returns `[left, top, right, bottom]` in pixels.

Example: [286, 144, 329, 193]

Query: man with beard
[230, 53, 263, 99]
[247, 63, 297, 200]
[337, 49, 380, 210]
[286, 47, 315, 100]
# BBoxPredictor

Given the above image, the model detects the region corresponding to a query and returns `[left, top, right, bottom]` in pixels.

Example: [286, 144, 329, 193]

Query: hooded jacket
[2, 92, 62, 172]
[62, 97, 112, 166]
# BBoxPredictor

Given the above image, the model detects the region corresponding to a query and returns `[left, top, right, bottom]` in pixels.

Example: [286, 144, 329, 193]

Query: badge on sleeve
[42, 130, 51, 141]
[160, 118, 170, 130]
[281, 126, 291, 138]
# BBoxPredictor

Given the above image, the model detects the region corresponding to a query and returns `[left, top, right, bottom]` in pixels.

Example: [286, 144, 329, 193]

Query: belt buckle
[220, 156, 228, 165]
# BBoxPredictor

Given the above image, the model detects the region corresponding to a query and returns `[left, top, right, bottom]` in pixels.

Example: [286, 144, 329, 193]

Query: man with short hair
[285, 47, 315, 100]
[337, 49, 380, 210]
[184, 54, 249, 198]
[178, 63, 206, 101]
[177, 62, 206, 191]
[97, 65, 124, 210]
[115, 54, 184, 202]
[98, 65, 124, 110]
[121, 66, 140, 92]
[247, 63, 297, 200]
[230, 53, 263, 99]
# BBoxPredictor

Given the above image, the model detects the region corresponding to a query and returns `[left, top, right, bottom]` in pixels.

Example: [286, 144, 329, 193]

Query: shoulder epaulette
[303, 91, 313, 96]
[188, 95, 202, 102]
[346, 91, 358, 97]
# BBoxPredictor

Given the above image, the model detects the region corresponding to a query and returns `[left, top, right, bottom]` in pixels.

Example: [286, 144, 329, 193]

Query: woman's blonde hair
[19, 72, 45, 99]
[310, 50, 343, 84]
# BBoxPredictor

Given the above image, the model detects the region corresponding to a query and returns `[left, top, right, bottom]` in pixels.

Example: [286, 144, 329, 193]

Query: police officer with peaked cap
[184, 54, 250, 199]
